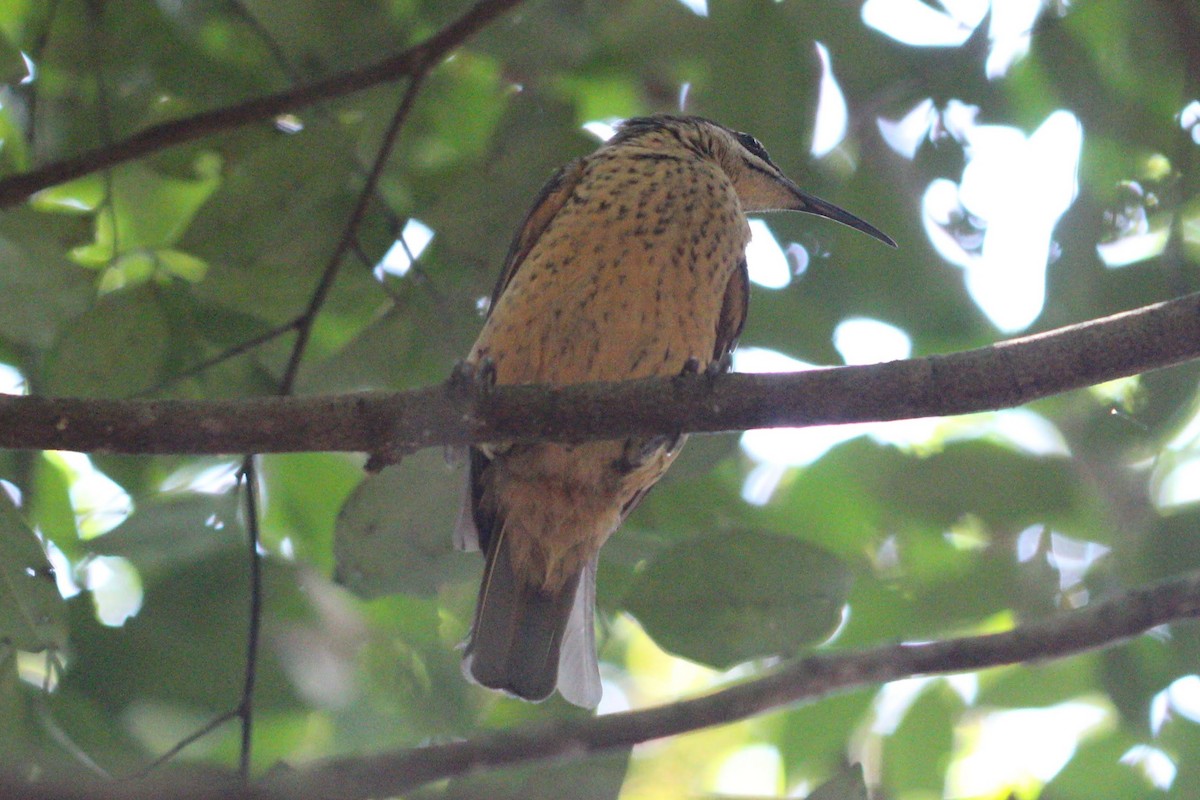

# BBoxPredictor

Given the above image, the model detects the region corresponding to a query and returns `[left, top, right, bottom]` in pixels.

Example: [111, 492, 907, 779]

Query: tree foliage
[1, 0, 1199, 798]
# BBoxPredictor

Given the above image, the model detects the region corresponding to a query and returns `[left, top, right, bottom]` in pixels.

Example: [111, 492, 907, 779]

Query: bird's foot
[707, 350, 732, 378]
[447, 357, 497, 400]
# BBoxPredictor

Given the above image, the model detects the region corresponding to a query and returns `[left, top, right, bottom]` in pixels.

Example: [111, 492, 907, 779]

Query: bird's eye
[735, 132, 772, 163]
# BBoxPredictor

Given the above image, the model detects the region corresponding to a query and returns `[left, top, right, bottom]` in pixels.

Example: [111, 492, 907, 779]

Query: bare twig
[134, 319, 303, 397]
[0, 0, 526, 207]
[125, 711, 240, 780]
[226, 51, 429, 780]
[2, 290, 1199, 456]
[236, 458, 262, 780]
[278, 73, 426, 394]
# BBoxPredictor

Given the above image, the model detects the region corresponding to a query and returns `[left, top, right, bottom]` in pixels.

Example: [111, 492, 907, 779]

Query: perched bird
[455, 114, 894, 707]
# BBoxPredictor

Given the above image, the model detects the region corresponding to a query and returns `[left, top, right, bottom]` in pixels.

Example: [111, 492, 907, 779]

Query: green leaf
[62, 157, 222, 271]
[1041, 730, 1159, 799]
[0, 102, 30, 173]
[58, 550, 303, 716]
[1098, 636, 1181, 733]
[182, 124, 360, 326]
[154, 248, 209, 283]
[25, 459, 79, 572]
[43, 287, 169, 398]
[97, 250, 157, 293]
[777, 691, 874, 784]
[0, 212, 93, 349]
[29, 175, 106, 214]
[0, 491, 67, 653]
[260, 453, 364, 570]
[625, 529, 852, 669]
[0, 648, 22, 763]
[978, 655, 1103, 709]
[807, 763, 868, 800]
[87, 491, 245, 581]
[0, 0, 31, 42]
[433, 748, 631, 800]
[882, 682, 963, 796]
[334, 449, 475, 599]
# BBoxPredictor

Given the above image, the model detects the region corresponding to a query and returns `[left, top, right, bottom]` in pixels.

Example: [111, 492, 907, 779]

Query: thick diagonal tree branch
[0, 291, 1198, 456]
[0, 0, 526, 207]
[7, 567, 1200, 800]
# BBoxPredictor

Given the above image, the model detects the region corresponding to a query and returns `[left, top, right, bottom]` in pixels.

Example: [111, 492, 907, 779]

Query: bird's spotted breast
[472, 150, 749, 385]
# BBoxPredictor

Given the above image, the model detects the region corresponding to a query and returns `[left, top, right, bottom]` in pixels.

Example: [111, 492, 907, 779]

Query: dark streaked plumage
[455, 114, 894, 708]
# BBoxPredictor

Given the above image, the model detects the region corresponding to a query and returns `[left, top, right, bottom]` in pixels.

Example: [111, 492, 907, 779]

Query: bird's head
[609, 114, 895, 247]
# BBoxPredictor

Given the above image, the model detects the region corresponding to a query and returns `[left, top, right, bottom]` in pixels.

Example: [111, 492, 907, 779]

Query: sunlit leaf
[30, 175, 106, 214]
[260, 453, 365, 570]
[98, 250, 156, 293]
[154, 248, 209, 283]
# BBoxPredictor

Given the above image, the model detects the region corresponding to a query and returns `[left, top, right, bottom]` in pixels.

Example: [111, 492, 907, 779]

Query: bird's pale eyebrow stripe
[744, 159, 781, 179]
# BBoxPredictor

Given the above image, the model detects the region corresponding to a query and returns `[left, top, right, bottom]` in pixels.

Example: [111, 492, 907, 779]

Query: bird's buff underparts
[455, 114, 894, 708]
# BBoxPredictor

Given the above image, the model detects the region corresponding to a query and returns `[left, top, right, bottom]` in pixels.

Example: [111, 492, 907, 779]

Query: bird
[454, 114, 894, 708]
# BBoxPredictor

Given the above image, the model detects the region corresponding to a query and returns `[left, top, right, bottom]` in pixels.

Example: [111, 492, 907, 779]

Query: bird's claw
[447, 357, 497, 399]
[707, 350, 732, 378]
[673, 354, 725, 385]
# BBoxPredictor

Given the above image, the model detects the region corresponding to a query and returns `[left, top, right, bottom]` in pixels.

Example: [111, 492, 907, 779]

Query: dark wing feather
[615, 258, 749, 523]
[485, 157, 587, 314]
[713, 257, 750, 367]
[466, 157, 588, 549]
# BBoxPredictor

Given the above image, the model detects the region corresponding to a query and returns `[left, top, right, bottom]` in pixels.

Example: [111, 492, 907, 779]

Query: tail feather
[557, 556, 601, 708]
[464, 526, 588, 704]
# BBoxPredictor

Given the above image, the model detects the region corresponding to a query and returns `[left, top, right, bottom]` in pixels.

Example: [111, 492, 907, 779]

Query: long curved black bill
[791, 184, 897, 248]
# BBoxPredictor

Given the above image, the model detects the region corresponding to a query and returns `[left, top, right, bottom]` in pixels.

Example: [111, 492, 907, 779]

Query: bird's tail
[462, 527, 601, 708]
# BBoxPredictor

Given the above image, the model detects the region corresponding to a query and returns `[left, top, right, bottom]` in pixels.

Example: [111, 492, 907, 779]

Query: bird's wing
[485, 157, 587, 313]
[713, 257, 749, 367]
[612, 257, 750, 524]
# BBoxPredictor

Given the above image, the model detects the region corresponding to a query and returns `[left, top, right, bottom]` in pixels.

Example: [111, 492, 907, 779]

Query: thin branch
[125, 711, 240, 780]
[8, 568, 1200, 800]
[0, 0, 526, 207]
[135, 318, 303, 397]
[2, 290, 1199, 456]
[225, 65, 428, 779]
[278, 73, 426, 394]
[236, 458, 263, 781]
[35, 654, 110, 779]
